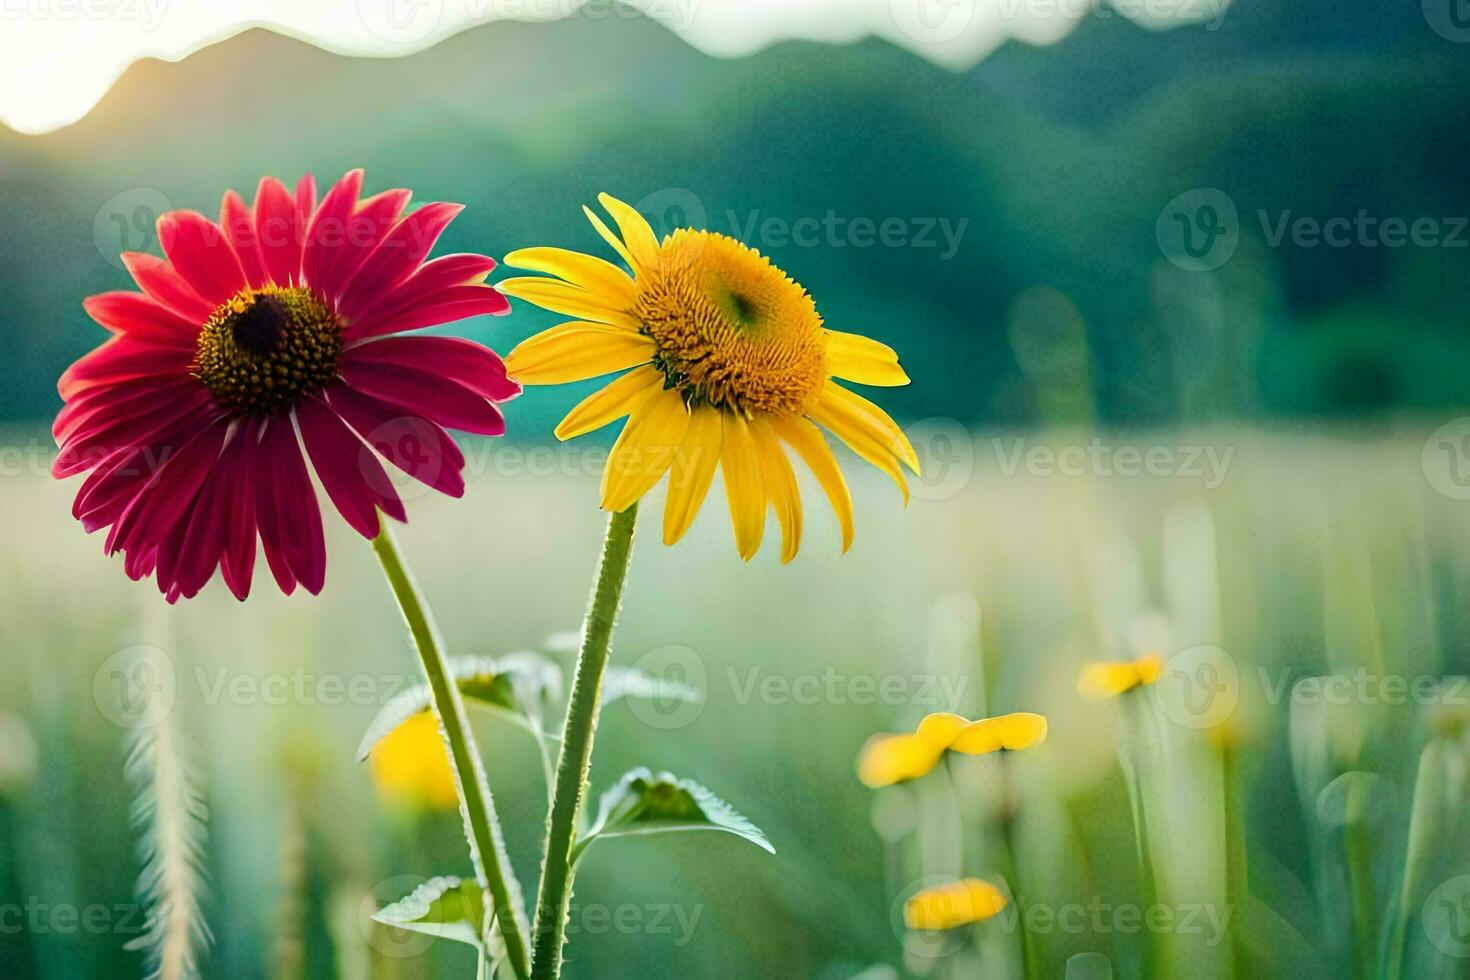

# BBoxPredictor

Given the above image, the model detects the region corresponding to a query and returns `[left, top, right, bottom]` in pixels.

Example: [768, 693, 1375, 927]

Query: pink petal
[254, 177, 306, 287]
[219, 423, 260, 600]
[70, 404, 221, 530]
[324, 382, 465, 498]
[121, 252, 214, 322]
[360, 253, 499, 327]
[107, 420, 229, 558]
[337, 359, 506, 435]
[296, 174, 317, 227]
[82, 292, 199, 347]
[158, 210, 246, 306]
[258, 416, 326, 594]
[346, 285, 511, 341]
[326, 188, 412, 302]
[344, 335, 519, 401]
[54, 385, 214, 477]
[54, 376, 199, 442]
[296, 394, 406, 539]
[220, 190, 268, 289]
[301, 169, 364, 298]
[57, 337, 194, 399]
[337, 203, 464, 318]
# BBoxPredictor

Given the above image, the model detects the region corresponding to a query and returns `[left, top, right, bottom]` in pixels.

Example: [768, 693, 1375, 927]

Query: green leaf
[371, 875, 485, 949]
[574, 768, 774, 863]
[601, 665, 704, 708]
[355, 654, 563, 761]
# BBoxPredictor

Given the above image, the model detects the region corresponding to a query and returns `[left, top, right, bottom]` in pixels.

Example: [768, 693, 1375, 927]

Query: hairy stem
[371, 527, 530, 980]
[530, 504, 639, 979]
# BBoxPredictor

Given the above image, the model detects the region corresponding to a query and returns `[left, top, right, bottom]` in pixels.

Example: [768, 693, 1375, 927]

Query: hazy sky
[0, 0, 1226, 135]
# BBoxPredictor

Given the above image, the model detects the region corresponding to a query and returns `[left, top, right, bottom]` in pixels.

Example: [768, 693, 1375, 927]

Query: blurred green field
[3, 420, 1470, 978]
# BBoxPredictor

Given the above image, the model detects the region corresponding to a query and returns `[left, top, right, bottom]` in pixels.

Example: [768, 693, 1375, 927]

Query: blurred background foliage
[4, 2, 1470, 978]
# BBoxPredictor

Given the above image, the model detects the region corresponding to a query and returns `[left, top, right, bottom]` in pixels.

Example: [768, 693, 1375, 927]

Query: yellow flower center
[631, 230, 827, 416]
[193, 286, 341, 417]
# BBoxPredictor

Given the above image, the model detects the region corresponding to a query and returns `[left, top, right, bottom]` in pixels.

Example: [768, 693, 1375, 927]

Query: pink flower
[55, 170, 517, 602]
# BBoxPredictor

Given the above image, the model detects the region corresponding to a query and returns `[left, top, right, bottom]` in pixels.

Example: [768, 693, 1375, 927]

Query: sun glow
[0, 0, 1227, 135]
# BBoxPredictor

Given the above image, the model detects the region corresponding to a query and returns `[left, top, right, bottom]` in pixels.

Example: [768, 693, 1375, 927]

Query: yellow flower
[857, 711, 1048, 788]
[369, 711, 459, 811]
[499, 194, 918, 562]
[1077, 652, 1165, 698]
[905, 878, 1008, 931]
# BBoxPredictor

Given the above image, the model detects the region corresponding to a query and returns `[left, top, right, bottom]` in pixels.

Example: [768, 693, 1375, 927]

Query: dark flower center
[193, 287, 342, 417]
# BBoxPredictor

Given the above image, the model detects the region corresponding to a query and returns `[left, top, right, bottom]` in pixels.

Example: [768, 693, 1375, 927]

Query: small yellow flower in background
[904, 878, 1008, 931]
[857, 711, 1049, 788]
[369, 711, 458, 811]
[1077, 651, 1165, 698]
[499, 194, 918, 562]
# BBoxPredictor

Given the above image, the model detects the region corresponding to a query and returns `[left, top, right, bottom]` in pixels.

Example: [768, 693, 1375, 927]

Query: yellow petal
[1135, 651, 1165, 686]
[826, 329, 911, 387]
[497, 277, 641, 330]
[583, 205, 637, 271]
[904, 879, 1007, 931]
[809, 391, 911, 506]
[663, 407, 723, 547]
[750, 417, 802, 563]
[369, 711, 459, 811]
[505, 322, 654, 384]
[597, 192, 661, 271]
[503, 247, 637, 306]
[820, 380, 920, 472]
[719, 413, 766, 561]
[768, 414, 854, 553]
[1077, 656, 1163, 698]
[600, 387, 691, 513]
[950, 712, 1048, 755]
[915, 711, 969, 749]
[554, 364, 665, 440]
[857, 733, 943, 788]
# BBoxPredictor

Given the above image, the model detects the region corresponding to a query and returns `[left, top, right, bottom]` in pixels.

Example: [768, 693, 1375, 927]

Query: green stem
[371, 527, 530, 980]
[1220, 737, 1249, 980]
[530, 504, 639, 980]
